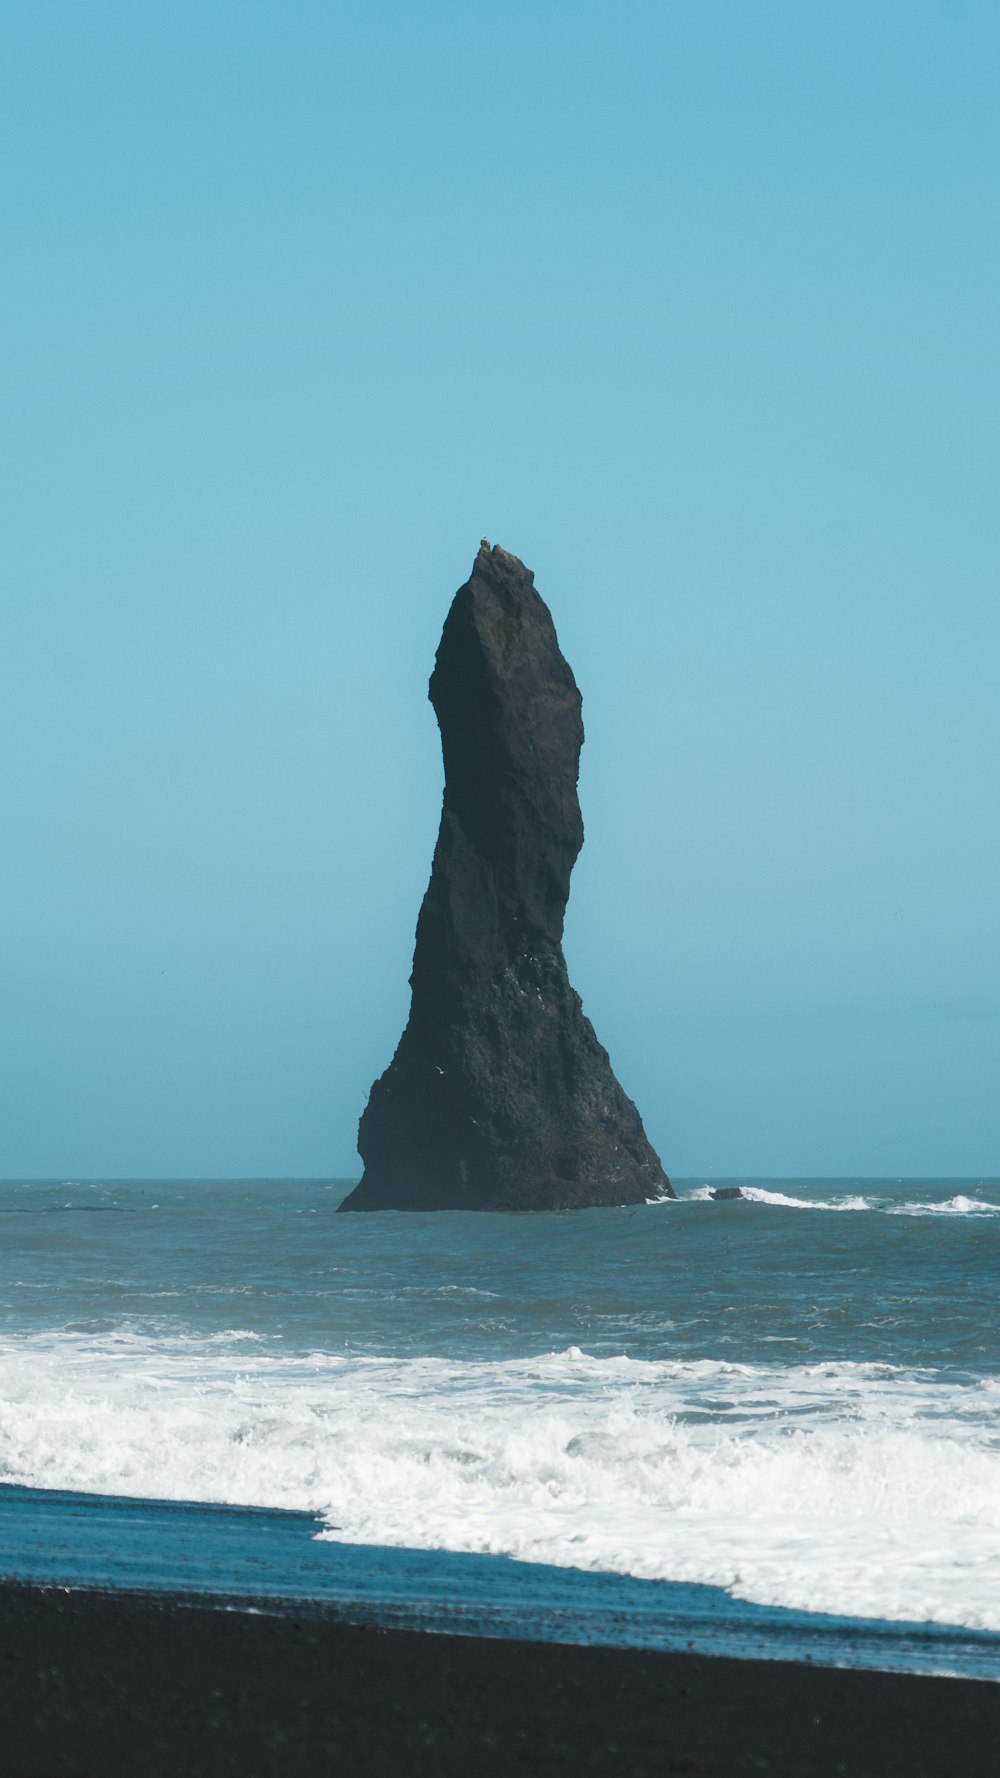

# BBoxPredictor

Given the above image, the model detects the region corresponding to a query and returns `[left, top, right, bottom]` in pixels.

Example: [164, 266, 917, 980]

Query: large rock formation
[339, 542, 672, 1212]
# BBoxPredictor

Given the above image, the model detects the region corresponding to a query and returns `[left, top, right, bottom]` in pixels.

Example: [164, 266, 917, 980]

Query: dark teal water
[3, 1176, 997, 1369]
[0, 1176, 998, 1671]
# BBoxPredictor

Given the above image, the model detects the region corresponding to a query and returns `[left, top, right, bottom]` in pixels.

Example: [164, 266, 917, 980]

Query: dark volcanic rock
[339, 542, 672, 1212]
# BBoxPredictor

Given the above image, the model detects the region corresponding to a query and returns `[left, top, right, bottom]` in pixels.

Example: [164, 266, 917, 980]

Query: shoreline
[4, 1481, 999, 1682]
[2, 1580, 998, 1778]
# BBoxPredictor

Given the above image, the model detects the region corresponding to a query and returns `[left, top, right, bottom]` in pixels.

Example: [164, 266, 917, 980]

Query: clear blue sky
[3, 0, 998, 1178]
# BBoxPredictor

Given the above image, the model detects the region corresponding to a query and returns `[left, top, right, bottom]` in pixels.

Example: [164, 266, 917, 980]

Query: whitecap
[740, 1188, 871, 1212]
[888, 1195, 1000, 1218]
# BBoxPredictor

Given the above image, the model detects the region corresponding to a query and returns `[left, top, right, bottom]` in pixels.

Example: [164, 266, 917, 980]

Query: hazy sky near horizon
[3, 0, 998, 1179]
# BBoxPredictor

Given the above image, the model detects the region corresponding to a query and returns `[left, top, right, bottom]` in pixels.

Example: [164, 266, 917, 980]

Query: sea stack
[339, 543, 672, 1212]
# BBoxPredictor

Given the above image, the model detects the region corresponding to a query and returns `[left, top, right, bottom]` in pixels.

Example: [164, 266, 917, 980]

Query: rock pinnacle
[338, 544, 672, 1211]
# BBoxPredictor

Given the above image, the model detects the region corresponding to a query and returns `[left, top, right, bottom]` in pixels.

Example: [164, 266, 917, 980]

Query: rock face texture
[339, 542, 672, 1212]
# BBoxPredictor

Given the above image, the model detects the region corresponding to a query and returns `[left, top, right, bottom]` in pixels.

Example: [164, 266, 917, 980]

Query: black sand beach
[1, 1581, 997, 1777]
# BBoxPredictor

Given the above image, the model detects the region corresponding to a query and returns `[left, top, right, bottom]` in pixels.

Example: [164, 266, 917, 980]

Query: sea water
[1, 1177, 998, 1672]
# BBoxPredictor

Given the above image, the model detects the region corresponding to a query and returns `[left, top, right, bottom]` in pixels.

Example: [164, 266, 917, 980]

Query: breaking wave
[2, 1328, 999, 1634]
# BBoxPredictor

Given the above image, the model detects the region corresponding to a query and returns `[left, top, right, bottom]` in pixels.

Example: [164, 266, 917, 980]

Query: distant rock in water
[339, 542, 672, 1213]
[709, 1187, 746, 1202]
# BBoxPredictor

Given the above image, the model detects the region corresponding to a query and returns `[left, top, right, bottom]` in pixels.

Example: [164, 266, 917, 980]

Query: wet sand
[1, 1579, 997, 1777]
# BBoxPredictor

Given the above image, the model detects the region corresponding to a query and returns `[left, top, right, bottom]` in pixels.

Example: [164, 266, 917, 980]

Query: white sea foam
[1, 1329, 999, 1633]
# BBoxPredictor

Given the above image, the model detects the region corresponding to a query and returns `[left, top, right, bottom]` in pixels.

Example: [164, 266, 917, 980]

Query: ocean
[1, 1177, 998, 1677]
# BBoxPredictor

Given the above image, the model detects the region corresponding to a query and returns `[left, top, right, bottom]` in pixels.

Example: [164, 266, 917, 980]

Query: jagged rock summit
[339, 542, 672, 1212]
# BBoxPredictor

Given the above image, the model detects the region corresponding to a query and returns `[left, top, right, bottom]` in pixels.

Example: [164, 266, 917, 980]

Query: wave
[887, 1194, 1000, 1218]
[679, 1186, 1000, 1216]
[681, 1186, 871, 1210]
[1, 1328, 999, 1634]
[742, 1187, 870, 1211]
